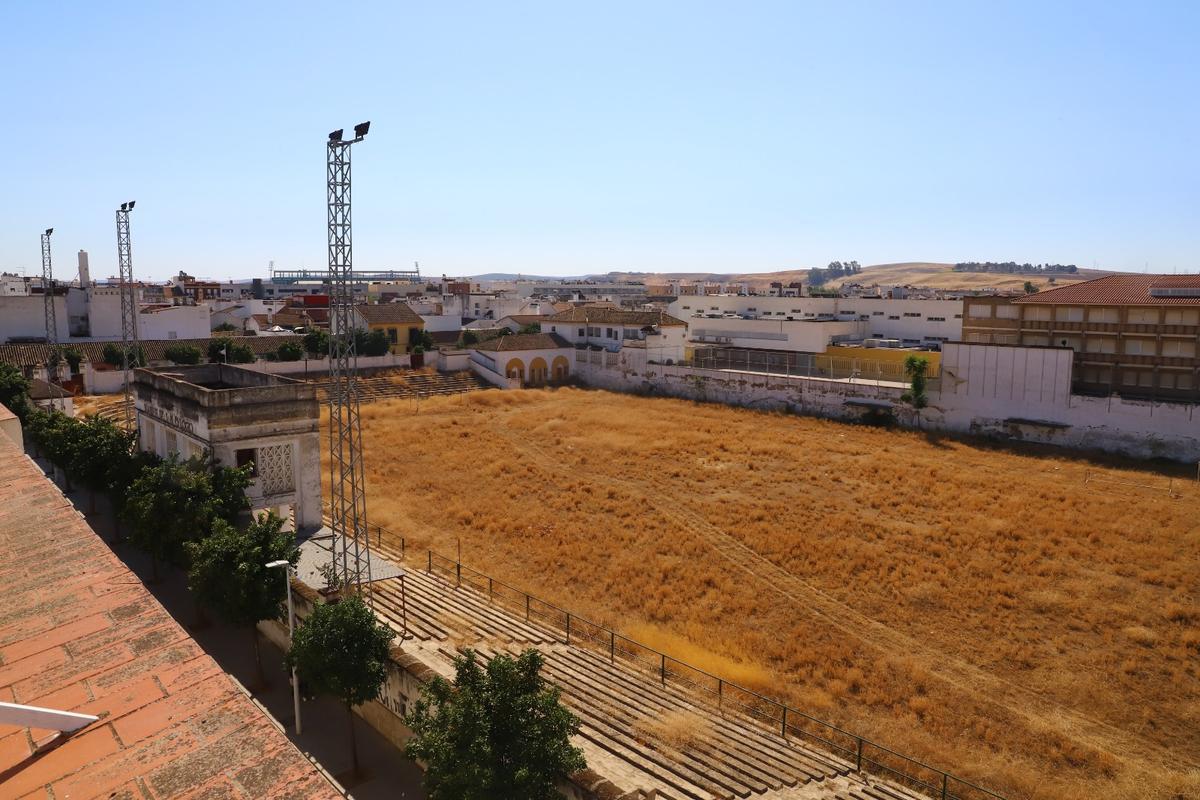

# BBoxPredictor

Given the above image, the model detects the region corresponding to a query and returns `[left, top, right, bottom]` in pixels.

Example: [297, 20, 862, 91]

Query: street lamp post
[266, 559, 301, 735]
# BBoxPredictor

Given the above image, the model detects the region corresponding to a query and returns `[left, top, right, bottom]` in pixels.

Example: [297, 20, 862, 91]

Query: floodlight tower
[41, 228, 61, 409]
[115, 201, 138, 430]
[326, 122, 374, 596]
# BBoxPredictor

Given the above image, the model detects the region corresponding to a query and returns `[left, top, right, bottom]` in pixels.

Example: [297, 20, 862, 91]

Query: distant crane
[116, 201, 138, 430]
[40, 227, 62, 410]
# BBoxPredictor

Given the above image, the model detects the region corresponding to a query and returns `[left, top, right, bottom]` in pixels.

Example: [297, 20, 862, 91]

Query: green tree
[164, 343, 203, 365]
[121, 455, 250, 578]
[518, 323, 542, 334]
[460, 329, 479, 347]
[1023, 281, 1038, 294]
[362, 329, 391, 357]
[276, 341, 304, 361]
[0, 363, 33, 420]
[102, 343, 145, 368]
[901, 355, 930, 426]
[406, 648, 586, 800]
[303, 328, 329, 357]
[186, 513, 298, 687]
[213, 322, 239, 333]
[285, 595, 394, 777]
[61, 346, 83, 374]
[410, 328, 435, 350]
[67, 415, 136, 513]
[208, 337, 255, 364]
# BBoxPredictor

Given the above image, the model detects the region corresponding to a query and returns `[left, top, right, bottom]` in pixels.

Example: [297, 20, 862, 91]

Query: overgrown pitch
[332, 388, 1199, 800]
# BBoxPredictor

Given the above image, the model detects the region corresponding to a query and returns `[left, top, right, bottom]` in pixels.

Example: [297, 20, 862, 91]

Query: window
[872, 311, 884, 316]
[168, 331, 178, 340]
[1124, 338, 1156, 356]
[1085, 337, 1117, 354]
[968, 305, 993, 318]
[681, 305, 691, 310]
[887, 315, 900, 320]
[747, 307, 756, 311]
[1088, 307, 1119, 323]
[578, 328, 585, 336]
[1127, 308, 1158, 324]
[606, 327, 615, 339]
[236, 448, 258, 477]
[1024, 334, 1050, 346]
[1057, 336, 1081, 350]
[1161, 340, 1196, 357]
[954, 313, 963, 319]
[387, 327, 398, 344]
[1025, 306, 1051, 321]
[903, 312, 921, 318]
[927, 317, 946, 322]
[1055, 306, 1084, 322]
[1164, 309, 1199, 325]
[995, 305, 1020, 320]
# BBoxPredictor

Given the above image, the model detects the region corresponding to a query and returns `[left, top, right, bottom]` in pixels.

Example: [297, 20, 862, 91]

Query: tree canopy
[186, 513, 297, 627]
[0, 363, 32, 420]
[406, 648, 586, 800]
[208, 337, 255, 364]
[285, 594, 394, 707]
[164, 343, 203, 365]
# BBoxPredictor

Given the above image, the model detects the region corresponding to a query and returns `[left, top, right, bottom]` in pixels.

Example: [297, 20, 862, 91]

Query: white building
[542, 307, 688, 363]
[668, 295, 963, 348]
[0, 295, 70, 342]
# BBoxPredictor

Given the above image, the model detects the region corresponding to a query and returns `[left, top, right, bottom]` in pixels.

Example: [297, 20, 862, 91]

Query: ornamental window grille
[259, 443, 294, 496]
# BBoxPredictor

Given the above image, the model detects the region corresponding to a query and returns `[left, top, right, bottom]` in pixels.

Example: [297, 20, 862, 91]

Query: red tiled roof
[1013, 274, 1200, 306]
[0, 435, 341, 799]
[471, 332, 571, 352]
[355, 303, 424, 326]
[0, 336, 304, 368]
[546, 307, 687, 327]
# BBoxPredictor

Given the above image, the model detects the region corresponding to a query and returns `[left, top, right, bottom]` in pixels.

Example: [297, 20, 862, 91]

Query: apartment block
[961, 274, 1200, 400]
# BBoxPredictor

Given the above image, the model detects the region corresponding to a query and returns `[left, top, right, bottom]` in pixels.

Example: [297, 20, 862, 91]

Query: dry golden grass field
[334, 388, 1199, 800]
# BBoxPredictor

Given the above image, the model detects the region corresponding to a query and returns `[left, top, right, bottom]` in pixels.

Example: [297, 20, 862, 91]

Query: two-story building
[542, 307, 688, 363]
[352, 303, 426, 353]
[960, 274, 1200, 401]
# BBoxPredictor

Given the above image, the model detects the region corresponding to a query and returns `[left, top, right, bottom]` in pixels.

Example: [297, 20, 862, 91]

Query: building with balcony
[542, 306, 688, 362]
[960, 274, 1200, 401]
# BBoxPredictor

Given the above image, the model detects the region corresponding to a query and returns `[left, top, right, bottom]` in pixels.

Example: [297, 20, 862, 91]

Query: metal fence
[420, 549, 1005, 800]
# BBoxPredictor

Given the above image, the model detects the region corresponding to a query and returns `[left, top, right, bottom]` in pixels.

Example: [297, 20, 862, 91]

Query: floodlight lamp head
[120, 203, 127, 211]
[45, 228, 53, 236]
[354, 121, 370, 138]
[329, 128, 344, 142]
[127, 201, 135, 210]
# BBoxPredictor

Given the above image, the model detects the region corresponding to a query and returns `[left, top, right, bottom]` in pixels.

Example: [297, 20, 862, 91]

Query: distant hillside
[598, 262, 1111, 292]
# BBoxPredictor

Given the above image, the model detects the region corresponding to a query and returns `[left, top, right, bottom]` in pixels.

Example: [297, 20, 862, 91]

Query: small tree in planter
[406, 648, 586, 799]
[285, 595, 393, 779]
[186, 513, 298, 688]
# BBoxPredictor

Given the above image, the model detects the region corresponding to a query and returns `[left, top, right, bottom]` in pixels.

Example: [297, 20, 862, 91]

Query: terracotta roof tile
[0, 434, 341, 798]
[0, 336, 303, 368]
[471, 332, 571, 352]
[355, 303, 424, 325]
[546, 307, 687, 327]
[1014, 273, 1200, 306]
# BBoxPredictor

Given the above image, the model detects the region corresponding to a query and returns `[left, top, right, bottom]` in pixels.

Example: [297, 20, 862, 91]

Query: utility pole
[326, 123, 374, 599]
[40, 228, 62, 410]
[116, 201, 138, 431]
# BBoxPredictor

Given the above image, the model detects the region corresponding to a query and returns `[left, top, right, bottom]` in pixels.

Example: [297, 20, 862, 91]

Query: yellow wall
[824, 345, 941, 372]
[367, 321, 425, 355]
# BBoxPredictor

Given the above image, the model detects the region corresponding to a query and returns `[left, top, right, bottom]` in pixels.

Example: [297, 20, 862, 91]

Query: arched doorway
[529, 357, 548, 387]
[551, 355, 570, 384]
[505, 358, 526, 386]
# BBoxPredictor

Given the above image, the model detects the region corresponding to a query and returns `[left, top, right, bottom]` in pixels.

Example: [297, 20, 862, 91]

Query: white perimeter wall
[0, 296, 70, 342]
[568, 345, 1200, 462]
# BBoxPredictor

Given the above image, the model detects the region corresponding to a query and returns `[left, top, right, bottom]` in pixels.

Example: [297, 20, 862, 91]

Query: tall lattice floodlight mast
[326, 122, 374, 596]
[116, 201, 138, 430]
[40, 228, 62, 410]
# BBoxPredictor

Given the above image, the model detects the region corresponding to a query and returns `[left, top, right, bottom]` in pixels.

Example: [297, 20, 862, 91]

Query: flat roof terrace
[0, 429, 341, 799]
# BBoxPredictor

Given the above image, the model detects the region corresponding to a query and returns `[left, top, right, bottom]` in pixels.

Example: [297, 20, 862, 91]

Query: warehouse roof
[471, 332, 571, 352]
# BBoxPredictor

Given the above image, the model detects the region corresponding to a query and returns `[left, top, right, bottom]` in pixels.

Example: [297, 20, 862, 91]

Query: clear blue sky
[2, 1, 1197, 281]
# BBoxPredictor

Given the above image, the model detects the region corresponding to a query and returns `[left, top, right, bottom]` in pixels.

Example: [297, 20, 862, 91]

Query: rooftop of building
[355, 303, 424, 326]
[471, 332, 571, 352]
[1012, 273, 1200, 306]
[546, 307, 687, 327]
[0, 428, 342, 799]
[0, 336, 304, 369]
